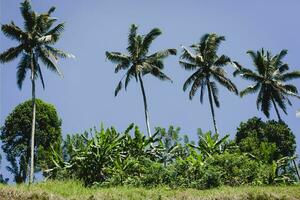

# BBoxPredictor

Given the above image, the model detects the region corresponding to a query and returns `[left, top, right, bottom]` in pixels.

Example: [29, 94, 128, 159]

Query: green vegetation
[1, 99, 62, 183]
[1, 180, 300, 200]
[0, 1, 300, 198]
[0, 0, 73, 184]
[43, 121, 298, 188]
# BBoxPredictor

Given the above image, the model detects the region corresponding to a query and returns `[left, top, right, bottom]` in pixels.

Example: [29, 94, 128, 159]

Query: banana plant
[189, 129, 229, 158]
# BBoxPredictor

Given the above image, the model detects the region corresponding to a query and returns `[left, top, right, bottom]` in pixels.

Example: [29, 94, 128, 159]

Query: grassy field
[0, 181, 300, 200]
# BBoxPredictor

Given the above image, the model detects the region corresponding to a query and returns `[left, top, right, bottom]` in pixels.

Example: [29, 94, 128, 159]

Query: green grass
[0, 180, 300, 200]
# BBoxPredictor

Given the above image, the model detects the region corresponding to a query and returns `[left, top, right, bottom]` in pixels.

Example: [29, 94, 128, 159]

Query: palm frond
[0, 44, 24, 63]
[214, 55, 231, 67]
[45, 23, 65, 44]
[37, 47, 63, 77]
[281, 71, 300, 81]
[127, 24, 138, 56]
[1, 23, 26, 42]
[210, 81, 220, 107]
[114, 80, 123, 96]
[240, 83, 260, 97]
[261, 86, 272, 118]
[272, 90, 287, 114]
[33, 54, 45, 89]
[45, 45, 75, 59]
[16, 53, 30, 89]
[141, 28, 161, 55]
[179, 60, 197, 71]
[199, 79, 207, 103]
[20, 0, 36, 32]
[282, 84, 298, 94]
[150, 66, 172, 82]
[148, 49, 177, 61]
[273, 49, 287, 67]
[180, 46, 196, 63]
[105, 51, 129, 64]
[124, 66, 137, 90]
[189, 76, 202, 99]
[232, 61, 244, 77]
[183, 70, 202, 91]
[212, 68, 238, 94]
[274, 64, 289, 75]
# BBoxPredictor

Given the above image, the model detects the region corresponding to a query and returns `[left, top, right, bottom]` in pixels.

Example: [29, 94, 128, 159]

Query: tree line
[0, 0, 300, 185]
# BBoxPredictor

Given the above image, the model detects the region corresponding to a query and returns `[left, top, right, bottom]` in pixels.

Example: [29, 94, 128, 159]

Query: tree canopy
[1, 99, 62, 183]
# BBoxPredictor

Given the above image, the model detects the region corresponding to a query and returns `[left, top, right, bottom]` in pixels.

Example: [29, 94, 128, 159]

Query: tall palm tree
[106, 24, 176, 137]
[0, 0, 73, 184]
[179, 33, 238, 134]
[233, 49, 300, 121]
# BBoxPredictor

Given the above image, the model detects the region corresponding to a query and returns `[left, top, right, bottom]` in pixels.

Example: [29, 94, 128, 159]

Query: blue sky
[1, 0, 300, 181]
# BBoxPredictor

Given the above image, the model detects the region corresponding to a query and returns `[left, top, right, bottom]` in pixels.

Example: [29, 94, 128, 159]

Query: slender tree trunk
[138, 74, 152, 137]
[29, 54, 36, 184]
[206, 78, 218, 134]
[271, 97, 282, 122]
[293, 158, 300, 181]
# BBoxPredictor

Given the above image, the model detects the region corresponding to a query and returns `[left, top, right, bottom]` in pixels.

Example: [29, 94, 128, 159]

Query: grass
[0, 180, 300, 200]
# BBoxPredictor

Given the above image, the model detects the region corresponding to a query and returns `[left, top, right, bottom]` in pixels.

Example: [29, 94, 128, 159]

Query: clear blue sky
[1, 0, 300, 181]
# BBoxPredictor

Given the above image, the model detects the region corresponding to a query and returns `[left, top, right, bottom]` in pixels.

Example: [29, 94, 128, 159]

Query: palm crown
[234, 49, 300, 121]
[106, 24, 177, 96]
[180, 33, 238, 133]
[106, 24, 176, 137]
[0, 0, 73, 88]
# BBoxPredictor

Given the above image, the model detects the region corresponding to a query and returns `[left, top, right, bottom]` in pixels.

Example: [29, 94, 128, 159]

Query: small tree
[1, 99, 62, 183]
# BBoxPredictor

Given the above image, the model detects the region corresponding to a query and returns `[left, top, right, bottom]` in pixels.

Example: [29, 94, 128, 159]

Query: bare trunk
[206, 78, 218, 134]
[293, 159, 300, 181]
[138, 74, 152, 137]
[29, 54, 36, 184]
[271, 97, 282, 122]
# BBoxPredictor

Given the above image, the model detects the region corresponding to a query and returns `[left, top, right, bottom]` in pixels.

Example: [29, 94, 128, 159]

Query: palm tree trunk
[138, 74, 152, 137]
[206, 78, 218, 134]
[271, 97, 282, 122]
[292, 158, 300, 181]
[29, 55, 36, 184]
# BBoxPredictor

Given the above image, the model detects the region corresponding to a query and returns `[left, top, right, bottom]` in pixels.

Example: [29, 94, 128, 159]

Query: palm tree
[0, 0, 73, 184]
[179, 33, 238, 134]
[233, 49, 300, 121]
[106, 24, 176, 137]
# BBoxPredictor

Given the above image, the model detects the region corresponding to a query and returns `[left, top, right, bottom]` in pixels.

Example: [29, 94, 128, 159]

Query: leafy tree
[0, 0, 73, 183]
[234, 49, 300, 121]
[180, 33, 238, 134]
[0, 99, 62, 183]
[106, 24, 177, 137]
[235, 117, 296, 163]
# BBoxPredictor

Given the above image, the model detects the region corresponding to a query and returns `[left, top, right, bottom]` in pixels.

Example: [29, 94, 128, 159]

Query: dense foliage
[235, 117, 296, 163]
[1, 99, 62, 183]
[46, 121, 298, 188]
